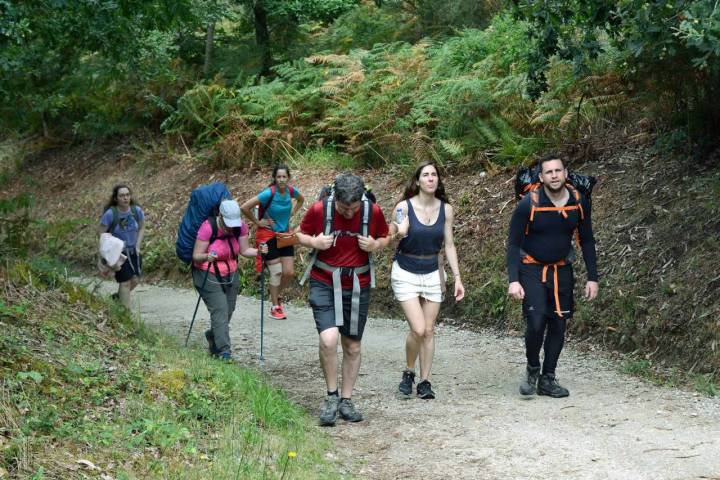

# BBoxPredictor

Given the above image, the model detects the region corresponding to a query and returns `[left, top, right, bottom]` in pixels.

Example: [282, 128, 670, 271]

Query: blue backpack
[176, 182, 233, 264]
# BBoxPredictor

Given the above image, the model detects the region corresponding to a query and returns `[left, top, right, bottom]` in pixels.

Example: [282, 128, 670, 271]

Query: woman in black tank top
[388, 162, 465, 399]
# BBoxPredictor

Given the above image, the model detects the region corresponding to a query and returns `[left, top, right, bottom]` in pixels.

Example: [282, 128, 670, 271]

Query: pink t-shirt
[193, 219, 249, 277]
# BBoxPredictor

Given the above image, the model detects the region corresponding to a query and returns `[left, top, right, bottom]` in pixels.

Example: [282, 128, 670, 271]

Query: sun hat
[219, 199, 242, 228]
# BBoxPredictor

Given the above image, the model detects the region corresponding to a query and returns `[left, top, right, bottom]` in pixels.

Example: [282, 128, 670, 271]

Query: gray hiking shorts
[308, 279, 370, 341]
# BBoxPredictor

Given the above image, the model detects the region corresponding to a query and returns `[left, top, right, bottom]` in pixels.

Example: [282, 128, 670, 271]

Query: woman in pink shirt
[191, 200, 265, 360]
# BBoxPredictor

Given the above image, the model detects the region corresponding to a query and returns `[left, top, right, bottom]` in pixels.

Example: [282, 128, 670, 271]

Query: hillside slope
[3, 134, 719, 378]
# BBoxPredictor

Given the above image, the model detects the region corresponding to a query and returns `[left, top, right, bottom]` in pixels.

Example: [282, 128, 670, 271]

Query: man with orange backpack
[507, 153, 599, 398]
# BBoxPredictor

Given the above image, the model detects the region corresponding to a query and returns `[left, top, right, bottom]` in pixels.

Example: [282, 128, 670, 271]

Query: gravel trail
[96, 280, 720, 480]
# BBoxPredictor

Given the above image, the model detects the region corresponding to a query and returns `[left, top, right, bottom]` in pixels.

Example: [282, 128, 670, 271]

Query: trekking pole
[259, 243, 267, 366]
[185, 266, 211, 347]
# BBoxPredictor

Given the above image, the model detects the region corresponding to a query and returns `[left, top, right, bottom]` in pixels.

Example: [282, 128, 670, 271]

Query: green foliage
[396, 0, 501, 38]
[0, 0, 197, 136]
[512, 0, 720, 140]
[273, 0, 360, 24]
[693, 374, 718, 397]
[317, 3, 414, 52]
[0, 193, 34, 258]
[0, 258, 341, 478]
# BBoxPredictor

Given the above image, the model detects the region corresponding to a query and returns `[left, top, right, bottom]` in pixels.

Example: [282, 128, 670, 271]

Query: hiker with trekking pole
[389, 162, 465, 400]
[189, 199, 266, 361]
[241, 165, 304, 320]
[296, 173, 391, 426]
[507, 153, 599, 398]
[98, 184, 145, 310]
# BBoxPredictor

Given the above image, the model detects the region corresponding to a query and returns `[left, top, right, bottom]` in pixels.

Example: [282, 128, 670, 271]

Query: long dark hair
[269, 164, 291, 186]
[401, 162, 449, 203]
[103, 184, 135, 212]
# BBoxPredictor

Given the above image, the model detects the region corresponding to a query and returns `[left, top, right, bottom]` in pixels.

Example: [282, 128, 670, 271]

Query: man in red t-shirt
[297, 173, 391, 426]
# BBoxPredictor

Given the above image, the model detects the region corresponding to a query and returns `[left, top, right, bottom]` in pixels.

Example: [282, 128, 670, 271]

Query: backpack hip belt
[521, 254, 568, 318]
[313, 260, 370, 336]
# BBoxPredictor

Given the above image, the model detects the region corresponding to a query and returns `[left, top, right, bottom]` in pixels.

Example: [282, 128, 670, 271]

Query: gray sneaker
[319, 395, 339, 426]
[338, 398, 363, 422]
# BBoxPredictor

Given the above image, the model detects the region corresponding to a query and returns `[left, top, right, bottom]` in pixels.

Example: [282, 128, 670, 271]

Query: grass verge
[0, 258, 345, 479]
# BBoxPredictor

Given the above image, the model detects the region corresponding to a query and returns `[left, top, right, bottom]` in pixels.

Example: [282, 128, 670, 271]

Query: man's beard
[544, 181, 565, 194]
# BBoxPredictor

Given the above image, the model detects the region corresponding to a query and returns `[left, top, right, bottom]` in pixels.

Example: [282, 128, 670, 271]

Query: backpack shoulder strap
[300, 200, 332, 286]
[260, 185, 277, 220]
[566, 185, 584, 220]
[323, 194, 335, 235]
[528, 189, 540, 207]
[360, 195, 371, 237]
[360, 196, 376, 288]
[208, 216, 219, 245]
[130, 205, 141, 229]
[528, 189, 540, 224]
[108, 206, 119, 233]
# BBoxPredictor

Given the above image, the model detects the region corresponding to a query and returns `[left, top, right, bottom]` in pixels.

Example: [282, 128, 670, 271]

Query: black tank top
[395, 200, 445, 274]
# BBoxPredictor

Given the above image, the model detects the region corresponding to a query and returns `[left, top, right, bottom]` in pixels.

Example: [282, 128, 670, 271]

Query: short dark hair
[537, 152, 566, 171]
[334, 173, 365, 204]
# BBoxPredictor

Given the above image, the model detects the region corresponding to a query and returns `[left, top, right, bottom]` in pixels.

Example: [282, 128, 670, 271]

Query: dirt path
[94, 280, 720, 480]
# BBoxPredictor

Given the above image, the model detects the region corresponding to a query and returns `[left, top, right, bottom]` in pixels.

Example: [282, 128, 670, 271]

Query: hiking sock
[327, 390, 339, 397]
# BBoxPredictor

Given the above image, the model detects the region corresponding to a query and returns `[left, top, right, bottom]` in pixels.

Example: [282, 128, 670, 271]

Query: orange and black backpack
[514, 164, 596, 244]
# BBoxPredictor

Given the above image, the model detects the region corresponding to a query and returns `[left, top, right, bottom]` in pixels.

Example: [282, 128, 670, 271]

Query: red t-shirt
[300, 201, 389, 289]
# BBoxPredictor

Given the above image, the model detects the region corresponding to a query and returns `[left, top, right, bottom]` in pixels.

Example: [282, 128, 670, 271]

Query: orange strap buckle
[521, 254, 567, 318]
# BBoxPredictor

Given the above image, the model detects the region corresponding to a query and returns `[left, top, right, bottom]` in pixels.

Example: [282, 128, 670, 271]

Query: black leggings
[520, 263, 574, 374]
[526, 314, 567, 374]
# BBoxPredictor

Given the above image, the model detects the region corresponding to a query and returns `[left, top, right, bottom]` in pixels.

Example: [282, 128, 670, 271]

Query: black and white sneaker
[416, 379, 435, 399]
[398, 369, 415, 396]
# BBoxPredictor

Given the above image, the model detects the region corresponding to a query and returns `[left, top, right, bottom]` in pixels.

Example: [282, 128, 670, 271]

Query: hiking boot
[398, 369, 415, 396]
[319, 395, 339, 426]
[416, 380, 435, 399]
[338, 398, 364, 422]
[270, 305, 286, 320]
[537, 373, 570, 398]
[205, 329, 219, 356]
[519, 365, 541, 396]
[110, 293, 119, 301]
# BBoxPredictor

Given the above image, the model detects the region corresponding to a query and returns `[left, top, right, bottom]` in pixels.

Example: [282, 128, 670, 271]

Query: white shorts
[391, 261, 445, 303]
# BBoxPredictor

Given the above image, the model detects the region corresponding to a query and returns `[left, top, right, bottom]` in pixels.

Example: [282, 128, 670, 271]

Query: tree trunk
[254, 1, 271, 76]
[203, 21, 216, 79]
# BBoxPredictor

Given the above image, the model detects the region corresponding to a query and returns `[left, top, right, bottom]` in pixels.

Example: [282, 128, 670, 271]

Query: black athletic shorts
[264, 236, 294, 261]
[519, 263, 574, 319]
[115, 250, 142, 283]
[308, 279, 370, 341]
